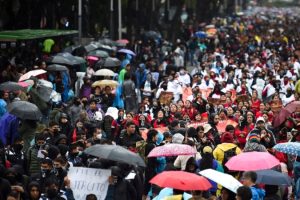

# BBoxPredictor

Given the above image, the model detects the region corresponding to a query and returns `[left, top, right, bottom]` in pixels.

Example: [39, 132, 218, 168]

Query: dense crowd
[1, 6, 300, 200]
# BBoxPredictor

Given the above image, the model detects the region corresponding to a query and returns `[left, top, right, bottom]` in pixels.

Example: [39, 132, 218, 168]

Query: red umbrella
[273, 101, 300, 127]
[150, 171, 212, 191]
[225, 152, 280, 171]
[147, 143, 196, 157]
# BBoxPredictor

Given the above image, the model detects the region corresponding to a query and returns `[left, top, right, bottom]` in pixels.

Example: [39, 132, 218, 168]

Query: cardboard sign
[68, 167, 111, 200]
[159, 91, 173, 105]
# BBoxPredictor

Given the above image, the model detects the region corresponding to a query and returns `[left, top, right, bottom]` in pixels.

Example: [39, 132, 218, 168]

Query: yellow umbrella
[94, 69, 115, 76]
[92, 80, 119, 88]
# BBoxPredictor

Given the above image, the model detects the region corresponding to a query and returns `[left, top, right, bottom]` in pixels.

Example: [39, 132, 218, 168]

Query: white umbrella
[94, 69, 115, 77]
[19, 69, 47, 82]
[199, 169, 242, 193]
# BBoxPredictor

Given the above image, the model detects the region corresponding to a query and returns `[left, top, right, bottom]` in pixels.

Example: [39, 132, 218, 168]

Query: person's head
[28, 182, 41, 200]
[53, 156, 67, 171]
[227, 107, 234, 117]
[86, 194, 97, 200]
[236, 186, 252, 200]
[44, 178, 60, 199]
[89, 99, 97, 110]
[126, 112, 134, 121]
[259, 103, 265, 111]
[242, 171, 257, 187]
[12, 137, 24, 152]
[220, 187, 236, 200]
[49, 121, 60, 135]
[146, 73, 152, 81]
[60, 113, 68, 124]
[41, 158, 53, 172]
[256, 117, 265, 129]
[126, 121, 136, 135]
[104, 86, 111, 94]
[246, 114, 254, 124]
[157, 110, 165, 119]
[185, 157, 197, 173]
[35, 134, 46, 147]
[147, 129, 158, 143]
[213, 114, 220, 125]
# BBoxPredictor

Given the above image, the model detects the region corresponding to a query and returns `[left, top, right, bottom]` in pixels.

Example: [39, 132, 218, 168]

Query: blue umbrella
[255, 169, 292, 186]
[273, 142, 300, 156]
[118, 49, 136, 56]
[195, 31, 207, 39]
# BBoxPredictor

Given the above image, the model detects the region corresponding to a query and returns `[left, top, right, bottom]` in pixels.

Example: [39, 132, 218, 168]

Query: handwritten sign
[68, 167, 111, 200]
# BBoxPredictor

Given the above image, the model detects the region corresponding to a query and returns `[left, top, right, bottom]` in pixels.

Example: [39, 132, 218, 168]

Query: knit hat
[172, 133, 184, 144]
[221, 132, 234, 143]
[256, 117, 265, 123]
[248, 133, 260, 143]
[203, 146, 213, 154]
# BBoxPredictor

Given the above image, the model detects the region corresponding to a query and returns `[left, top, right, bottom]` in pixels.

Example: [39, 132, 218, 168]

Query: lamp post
[78, 0, 82, 43]
[118, 0, 122, 39]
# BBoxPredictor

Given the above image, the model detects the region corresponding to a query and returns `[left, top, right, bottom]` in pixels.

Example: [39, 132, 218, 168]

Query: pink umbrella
[116, 39, 129, 45]
[148, 143, 196, 157]
[225, 152, 280, 171]
[19, 69, 47, 82]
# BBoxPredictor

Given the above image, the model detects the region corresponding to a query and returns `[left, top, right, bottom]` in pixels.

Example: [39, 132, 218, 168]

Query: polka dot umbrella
[273, 142, 300, 157]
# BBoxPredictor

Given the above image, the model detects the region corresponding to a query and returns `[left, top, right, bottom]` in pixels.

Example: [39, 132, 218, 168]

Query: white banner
[68, 167, 111, 200]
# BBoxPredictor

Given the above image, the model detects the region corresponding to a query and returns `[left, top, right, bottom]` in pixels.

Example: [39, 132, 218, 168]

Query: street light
[118, 0, 122, 39]
[78, 0, 82, 43]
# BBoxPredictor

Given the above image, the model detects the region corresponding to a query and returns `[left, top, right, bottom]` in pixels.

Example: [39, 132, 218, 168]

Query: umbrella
[273, 142, 300, 156]
[144, 31, 162, 39]
[88, 50, 109, 58]
[92, 80, 118, 88]
[84, 43, 99, 52]
[255, 169, 292, 186]
[118, 49, 136, 56]
[199, 169, 242, 193]
[19, 69, 47, 82]
[48, 53, 86, 66]
[147, 143, 196, 157]
[0, 81, 25, 91]
[116, 39, 129, 45]
[7, 100, 42, 120]
[100, 57, 121, 68]
[94, 69, 115, 77]
[46, 64, 68, 72]
[273, 101, 300, 127]
[150, 171, 212, 191]
[84, 144, 146, 167]
[195, 31, 207, 39]
[225, 152, 280, 171]
[98, 38, 116, 46]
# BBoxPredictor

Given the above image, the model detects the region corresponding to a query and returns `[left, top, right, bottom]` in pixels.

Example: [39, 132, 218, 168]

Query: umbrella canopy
[94, 69, 115, 77]
[144, 31, 162, 39]
[199, 169, 242, 193]
[19, 69, 46, 82]
[195, 31, 207, 39]
[92, 80, 118, 88]
[84, 43, 99, 52]
[273, 101, 300, 127]
[116, 39, 129, 45]
[0, 81, 25, 91]
[98, 38, 116, 46]
[273, 142, 300, 156]
[118, 49, 136, 56]
[46, 64, 68, 72]
[150, 171, 212, 191]
[255, 169, 292, 186]
[84, 144, 146, 167]
[7, 100, 42, 120]
[100, 57, 121, 68]
[88, 50, 109, 58]
[48, 53, 86, 66]
[225, 152, 280, 171]
[147, 143, 196, 157]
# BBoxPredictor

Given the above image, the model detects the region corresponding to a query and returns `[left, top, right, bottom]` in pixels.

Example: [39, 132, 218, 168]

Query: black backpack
[222, 146, 237, 173]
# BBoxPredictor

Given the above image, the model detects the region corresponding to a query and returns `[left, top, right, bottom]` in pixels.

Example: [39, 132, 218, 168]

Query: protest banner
[68, 167, 111, 200]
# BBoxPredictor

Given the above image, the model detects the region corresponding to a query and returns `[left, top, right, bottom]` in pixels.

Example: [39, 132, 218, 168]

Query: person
[236, 186, 252, 200]
[218, 187, 236, 200]
[242, 171, 265, 200]
[243, 133, 267, 152]
[40, 177, 75, 200]
[119, 121, 143, 151]
[141, 73, 157, 101]
[122, 73, 138, 114]
[68, 97, 83, 126]
[144, 129, 159, 198]
[5, 137, 25, 168]
[26, 134, 46, 175]
[86, 194, 97, 200]
[27, 181, 41, 200]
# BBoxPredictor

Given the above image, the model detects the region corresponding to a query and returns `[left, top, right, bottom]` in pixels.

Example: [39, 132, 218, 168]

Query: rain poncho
[0, 99, 7, 119]
[0, 113, 19, 145]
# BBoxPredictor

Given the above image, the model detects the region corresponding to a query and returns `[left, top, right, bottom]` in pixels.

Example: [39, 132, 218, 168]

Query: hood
[121, 59, 130, 69]
[251, 186, 266, 198]
[0, 99, 7, 118]
[139, 63, 146, 70]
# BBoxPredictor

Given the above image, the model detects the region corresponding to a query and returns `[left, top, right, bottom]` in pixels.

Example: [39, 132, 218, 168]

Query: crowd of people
[1, 6, 300, 200]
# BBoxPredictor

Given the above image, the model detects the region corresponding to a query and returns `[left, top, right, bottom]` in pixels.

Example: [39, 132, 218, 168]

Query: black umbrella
[84, 43, 99, 52]
[101, 57, 121, 68]
[88, 50, 109, 58]
[144, 31, 162, 39]
[99, 38, 116, 46]
[0, 81, 25, 91]
[47, 64, 68, 72]
[84, 144, 146, 167]
[7, 100, 42, 120]
[255, 169, 292, 186]
[48, 53, 85, 66]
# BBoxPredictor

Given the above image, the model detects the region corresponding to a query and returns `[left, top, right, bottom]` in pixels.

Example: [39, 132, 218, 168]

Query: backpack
[222, 146, 237, 173]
